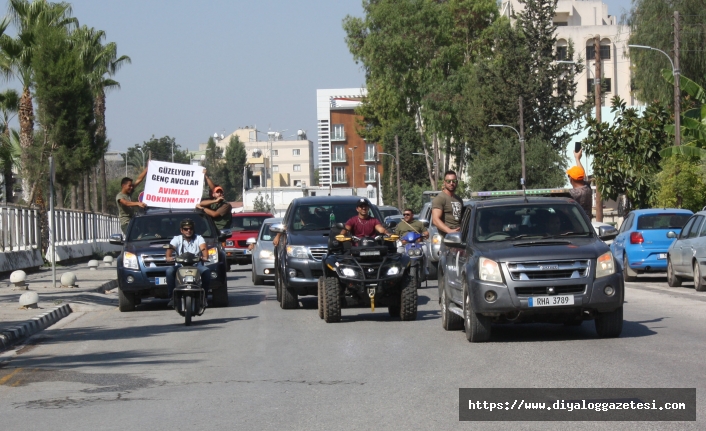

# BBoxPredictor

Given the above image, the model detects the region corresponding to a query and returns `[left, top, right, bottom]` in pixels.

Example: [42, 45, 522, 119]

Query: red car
[224, 212, 273, 265]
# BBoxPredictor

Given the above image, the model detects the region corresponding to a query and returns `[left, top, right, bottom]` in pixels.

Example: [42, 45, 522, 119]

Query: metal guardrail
[0, 205, 40, 252]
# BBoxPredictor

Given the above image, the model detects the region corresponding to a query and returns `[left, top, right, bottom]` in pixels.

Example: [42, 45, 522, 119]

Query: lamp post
[489, 124, 526, 189]
[135, 145, 146, 168]
[379, 152, 402, 209]
[348, 146, 357, 195]
[412, 152, 437, 190]
[628, 44, 680, 147]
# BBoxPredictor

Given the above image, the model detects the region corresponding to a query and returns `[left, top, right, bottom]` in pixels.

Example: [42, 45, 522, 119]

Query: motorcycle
[397, 231, 426, 287]
[172, 252, 207, 326]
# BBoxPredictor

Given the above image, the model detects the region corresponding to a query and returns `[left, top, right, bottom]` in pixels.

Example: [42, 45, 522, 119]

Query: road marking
[0, 368, 22, 386]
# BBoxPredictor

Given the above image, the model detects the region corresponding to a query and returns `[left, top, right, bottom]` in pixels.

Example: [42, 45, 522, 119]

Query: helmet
[180, 218, 195, 229]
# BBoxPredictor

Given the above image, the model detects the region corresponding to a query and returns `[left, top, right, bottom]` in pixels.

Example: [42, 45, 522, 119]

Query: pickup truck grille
[309, 247, 328, 261]
[506, 260, 590, 281]
[141, 254, 173, 267]
[514, 284, 586, 296]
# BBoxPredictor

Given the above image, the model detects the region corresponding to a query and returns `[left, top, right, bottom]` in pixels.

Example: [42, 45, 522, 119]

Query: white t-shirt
[170, 235, 205, 255]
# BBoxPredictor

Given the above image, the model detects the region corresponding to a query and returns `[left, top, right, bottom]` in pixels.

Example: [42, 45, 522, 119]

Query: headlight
[596, 251, 616, 278]
[208, 247, 218, 263]
[407, 249, 415, 256]
[415, 249, 422, 256]
[341, 268, 357, 277]
[479, 257, 502, 283]
[387, 266, 400, 276]
[286, 246, 309, 259]
[123, 251, 138, 269]
[259, 249, 274, 259]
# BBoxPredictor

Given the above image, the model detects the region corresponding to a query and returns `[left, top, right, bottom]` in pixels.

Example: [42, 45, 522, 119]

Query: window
[273, 165, 279, 172]
[556, 46, 568, 60]
[365, 165, 376, 182]
[687, 216, 704, 239]
[619, 214, 633, 234]
[332, 124, 345, 141]
[333, 145, 346, 162]
[272, 149, 278, 156]
[293, 180, 301, 187]
[292, 149, 301, 156]
[333, 166, 346, 183]
[364, 143, 376, 161]
[679, 217, 695, 239]
[293, 164, 301, 172]
[587, 78, 611, 93]
[586, 45, 610, 60]
[637, 214, 691, 230]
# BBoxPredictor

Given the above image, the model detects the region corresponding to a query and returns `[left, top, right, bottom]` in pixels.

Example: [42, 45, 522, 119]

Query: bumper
[469, 272, 624, 315]
[254, 258, 275, 278]
[627, 252, 669, 272]
[283, 257, 323, 295]
[225, 247, 251, 263]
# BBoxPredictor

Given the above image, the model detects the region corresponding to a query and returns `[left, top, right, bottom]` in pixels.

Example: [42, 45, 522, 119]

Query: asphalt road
[0, 267, 704, 430]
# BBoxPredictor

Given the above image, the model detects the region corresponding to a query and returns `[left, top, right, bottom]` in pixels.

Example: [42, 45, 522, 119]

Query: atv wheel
[399, 268, 418, 321]
[323, 276, 341, 323]
[317, 277, 325, 319]
[388, 305, 400, 318]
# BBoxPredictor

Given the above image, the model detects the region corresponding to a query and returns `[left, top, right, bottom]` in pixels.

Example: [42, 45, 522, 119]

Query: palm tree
[0, 88, 20, 202]
[74, 25, 131, 213]
[0, 0, 77, 203]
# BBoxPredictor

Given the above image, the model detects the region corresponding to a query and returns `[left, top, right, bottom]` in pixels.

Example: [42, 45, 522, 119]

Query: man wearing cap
[395, 208, 428, 242]
[567, 149, 593, 219]
[165, 218, 211, 308]
[342, 199, 390, 240]
[196, 185, 232, 230]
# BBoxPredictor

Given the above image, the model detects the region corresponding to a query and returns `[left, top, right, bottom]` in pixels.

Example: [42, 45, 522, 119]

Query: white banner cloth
[143, 161, 204, 209]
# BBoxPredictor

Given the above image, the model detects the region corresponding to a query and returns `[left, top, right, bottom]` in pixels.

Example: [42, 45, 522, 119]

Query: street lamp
[379, 152, 402, 209]
[135, 145, 146, 168]
[412, 152, 437, 190]
[348, 146, 357, 195]
[489, 124, 526, 189]
[628, 44, 680, 146]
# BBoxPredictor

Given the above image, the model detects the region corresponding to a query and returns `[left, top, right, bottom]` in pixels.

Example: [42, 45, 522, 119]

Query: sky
[2, 0, 634, 157]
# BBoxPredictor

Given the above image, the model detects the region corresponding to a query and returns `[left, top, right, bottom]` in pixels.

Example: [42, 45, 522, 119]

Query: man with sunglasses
[432, 170, 463, 237]
[342, 199, 390, 240]
[196, 185, 232, 230]
[395, 208, 428, 241]
[165, 218, 211, 308]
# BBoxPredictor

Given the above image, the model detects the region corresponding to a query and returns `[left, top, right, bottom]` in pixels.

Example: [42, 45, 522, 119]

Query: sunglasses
[403, 213, 413, 216]
[181, 227, 193, 231]
[444, 179, 458, 184]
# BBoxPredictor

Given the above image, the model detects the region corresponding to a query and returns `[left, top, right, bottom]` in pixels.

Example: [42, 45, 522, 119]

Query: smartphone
[574, 142, 582, 153]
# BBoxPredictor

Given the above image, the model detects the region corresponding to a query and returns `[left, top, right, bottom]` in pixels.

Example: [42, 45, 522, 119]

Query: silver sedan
[248, 217, 281, 285]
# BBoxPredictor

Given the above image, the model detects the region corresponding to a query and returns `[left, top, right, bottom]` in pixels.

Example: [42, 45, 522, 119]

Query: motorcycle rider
[394, 208, 428, 242]
[165, 218, 211, 308]
[341, 199, 390, 240]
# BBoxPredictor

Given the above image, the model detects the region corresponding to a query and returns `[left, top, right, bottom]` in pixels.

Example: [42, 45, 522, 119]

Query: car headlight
[479, 257, 502, 283]
[387, 266, 400, 276]
[286, 246, 309, 259]
[123, 251, 138, 269]
[259, 249, 274, 259]
[207, 247, 218, 263]
[596, 251, 616, 278]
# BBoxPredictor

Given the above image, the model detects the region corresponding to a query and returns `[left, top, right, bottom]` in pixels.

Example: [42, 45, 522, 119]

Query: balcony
[363, 152, 377, 162]
[331, 132, 347, 142]
[332, 175, 348, 184]
[364, 175, 376, 183]
[331, 155, 347, 163]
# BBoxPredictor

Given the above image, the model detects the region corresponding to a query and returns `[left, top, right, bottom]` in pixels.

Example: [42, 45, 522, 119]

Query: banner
[143, 161, 204, 209]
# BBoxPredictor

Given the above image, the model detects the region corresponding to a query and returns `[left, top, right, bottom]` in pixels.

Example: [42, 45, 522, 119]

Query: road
[0, 267, 704, 430]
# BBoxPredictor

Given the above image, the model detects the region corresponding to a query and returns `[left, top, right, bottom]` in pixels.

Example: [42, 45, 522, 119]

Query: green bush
[654, 155, 706, 212]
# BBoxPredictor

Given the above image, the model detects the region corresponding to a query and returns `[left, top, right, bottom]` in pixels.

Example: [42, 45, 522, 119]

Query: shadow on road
[484, 317, 658, 342]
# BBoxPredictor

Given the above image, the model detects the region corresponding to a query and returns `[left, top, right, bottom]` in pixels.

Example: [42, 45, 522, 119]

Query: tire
[427, 260, 438, 280]
[211, 286, 229, 307]
[399, 269, 418, 321]
[184, 296, 192, 326]
[280, 276, 299, 309]
[594, 305, 623, 338]
[623, 254, 637, 283]
[118, 288, 136, 312]
[464, 286, 491, 342]
[251, 264, 255, 283]
[439, 274, 463, 330]
[667, 258, 683, 287]
[275, 270, 282, 303]
[323, 276, 341, 323]
[317, 277, 325, 319]
[388, 305, 400, 318]
[694, 261, 706, 292]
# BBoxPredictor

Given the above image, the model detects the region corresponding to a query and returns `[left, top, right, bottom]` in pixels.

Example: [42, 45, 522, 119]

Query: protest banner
[142, 161, 204, 209]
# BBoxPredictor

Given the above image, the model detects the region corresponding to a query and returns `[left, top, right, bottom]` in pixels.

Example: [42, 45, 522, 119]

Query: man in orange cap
[197, 185, 232, 230]
[567, 148, 593, 219]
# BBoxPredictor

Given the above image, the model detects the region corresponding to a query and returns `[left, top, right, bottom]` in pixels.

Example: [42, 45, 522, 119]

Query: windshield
[129, 214, 215, 241]
[637, 214, 690, 230]
[230, 216, 269, 232]
[290, 203, 382, 232]
[474, 204, 592, 242]
[379, 208, 401, 219]
[259, 223, 275, 241]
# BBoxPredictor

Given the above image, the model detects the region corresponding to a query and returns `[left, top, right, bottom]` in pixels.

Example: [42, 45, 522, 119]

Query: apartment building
[243, 132, 314, 189]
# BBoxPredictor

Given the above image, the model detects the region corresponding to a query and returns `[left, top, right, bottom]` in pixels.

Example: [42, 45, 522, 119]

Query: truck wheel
[118, 288, 136, 312]
[280, 277, 299, 309]
[253, 264, 265, 286]
[667, 258, 682, 287]
[211, 287, 229, 307]
[694, 261, 705, 292]
[623, 255, 637, 282]
[595, 306, 623, 338]
[440, 275, 463, 330]
[427, 260, 438, 280]
[464, 286, 491, 342]
[317, 277, 325, 319]
[275, 270, 282, 303]
[323, 276, 341, 323]
[399, 269, 418, 321]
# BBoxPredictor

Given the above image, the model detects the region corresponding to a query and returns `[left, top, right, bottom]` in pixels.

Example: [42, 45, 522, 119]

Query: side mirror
[598, 225, 618, 241]
[387, 220, 399, 229]
[443, 232, 464, 248]
[269, 223, 285, 233]
[218, 229, 232, 242]
[109, 233, 124, 245]
[419, 218, 430, 228]
[246, 237, 257, 245]
[667, 231, 677, 239]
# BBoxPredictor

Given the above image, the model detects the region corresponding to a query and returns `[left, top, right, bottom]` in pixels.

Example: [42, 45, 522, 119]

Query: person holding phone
[566, 144, 593, 219]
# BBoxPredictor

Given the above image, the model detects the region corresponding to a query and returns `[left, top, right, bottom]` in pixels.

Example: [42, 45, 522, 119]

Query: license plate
[658, 253, 667, 259]
[360, 250, 380, 256]
[528, 295, 574, 307]
[245, 249, 251, 255]
[155, 277, 167, 285]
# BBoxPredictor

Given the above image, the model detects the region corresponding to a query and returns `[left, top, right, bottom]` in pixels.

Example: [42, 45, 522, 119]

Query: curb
[0, 278, 118, 352]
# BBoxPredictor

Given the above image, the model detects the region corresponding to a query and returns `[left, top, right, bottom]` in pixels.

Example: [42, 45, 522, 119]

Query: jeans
[166, 262, 211, 300]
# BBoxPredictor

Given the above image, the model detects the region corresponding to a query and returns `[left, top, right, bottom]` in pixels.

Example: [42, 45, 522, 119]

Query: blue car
[611, 209, 693, 282]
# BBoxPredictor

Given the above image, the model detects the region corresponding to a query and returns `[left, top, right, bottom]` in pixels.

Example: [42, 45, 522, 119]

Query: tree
[0, 88, 19, 201]
[654, 155, 706, 212]
[659, 71, 706, 158]
[628, 0, 706, 107]
[216, 135, 246, 201]
[127, 135, 190, 169]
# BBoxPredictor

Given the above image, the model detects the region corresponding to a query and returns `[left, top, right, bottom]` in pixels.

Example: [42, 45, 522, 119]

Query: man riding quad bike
[317, 199, 420, 323]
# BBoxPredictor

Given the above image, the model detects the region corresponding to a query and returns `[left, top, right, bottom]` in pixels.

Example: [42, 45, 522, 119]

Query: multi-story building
[502, 0, 636, 106]
[243, 131, 314, 189]
[316, 88, 385, 202]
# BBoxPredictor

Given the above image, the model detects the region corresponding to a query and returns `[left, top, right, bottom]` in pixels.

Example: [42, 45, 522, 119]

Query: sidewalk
[0, 262, 119, 350]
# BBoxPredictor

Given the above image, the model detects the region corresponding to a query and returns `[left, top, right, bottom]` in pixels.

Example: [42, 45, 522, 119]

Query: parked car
[610, 209, 692, 282]
[223, 212, 273, 265]
[378, 205, 401, 220]
[270, 196, 384, 309]
[248, 217, 281, 285]
[110, 208, 230, 312]
[667, 211, 706, 291]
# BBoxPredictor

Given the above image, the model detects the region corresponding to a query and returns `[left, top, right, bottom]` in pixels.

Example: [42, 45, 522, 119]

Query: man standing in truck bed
[432, 170, 464, 237]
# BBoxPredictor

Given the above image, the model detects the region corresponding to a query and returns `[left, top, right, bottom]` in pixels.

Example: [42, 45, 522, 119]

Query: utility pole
[518, 97, 526, 188]
[674, 10, 681, 147]
[395, 135, 402, 210]
[594, 35, 603, 222]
